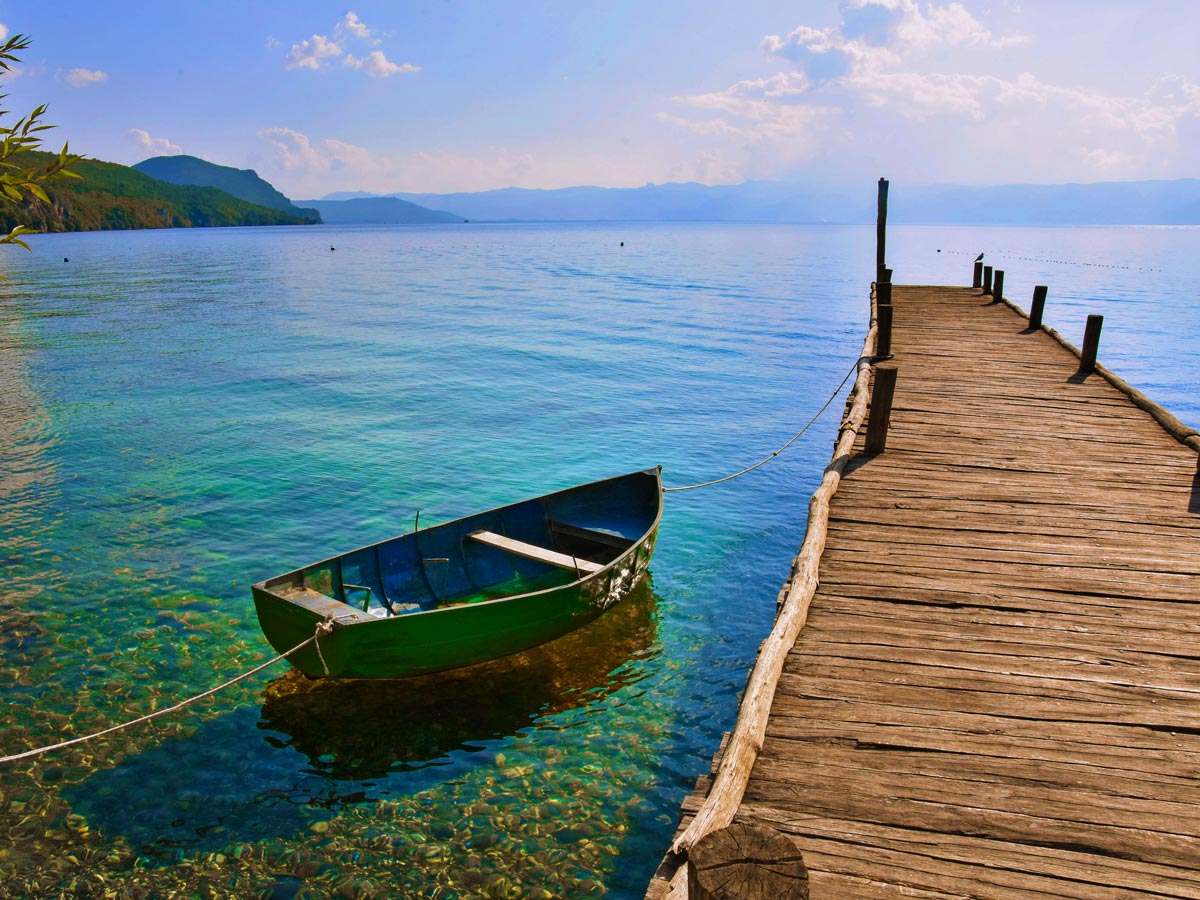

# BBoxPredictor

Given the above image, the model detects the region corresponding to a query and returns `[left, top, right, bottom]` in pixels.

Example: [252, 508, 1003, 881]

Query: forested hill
[0, 152, 318, 233]
[133, 155, 320, 221]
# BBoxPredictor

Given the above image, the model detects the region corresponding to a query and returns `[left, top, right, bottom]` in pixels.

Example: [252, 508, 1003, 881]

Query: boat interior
[265, 472, 660, 620]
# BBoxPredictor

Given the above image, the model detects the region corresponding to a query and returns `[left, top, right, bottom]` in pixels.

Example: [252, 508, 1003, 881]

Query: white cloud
[62, 67, 107, 88]
[663, 1, 1200, 184]
[324, 139, 378, 173]
[283, 13, 416, 77]
[336, 12, 375, 43]
[129, 129, 183, 156]
[761, 1, 1027, 84]
[666, 72, 831, 157]
[657, 112, 758, 141]
[657, 112, 758, 142]
[680, 73, 812, 112]
[285, 34, 342, 71]
[343, 50, 419, 78]
[665, 70, 832, 170]
[0, 24, 8, 42]
[666, 149, 745, 186]
[257, 128, 612, 195]
[848, 71, 995, 119]
[894, 0, 1028, 51]
[1082, 147, 1130, 172]
[257, 127, 330, 172]
[265, 35, 281, 49]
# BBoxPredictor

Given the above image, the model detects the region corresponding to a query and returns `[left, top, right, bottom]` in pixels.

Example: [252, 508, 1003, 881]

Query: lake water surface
[1, 222, 1196, 898]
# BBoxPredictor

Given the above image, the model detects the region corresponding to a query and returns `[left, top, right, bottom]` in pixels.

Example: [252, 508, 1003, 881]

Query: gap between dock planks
[647, 284, 1200, 899]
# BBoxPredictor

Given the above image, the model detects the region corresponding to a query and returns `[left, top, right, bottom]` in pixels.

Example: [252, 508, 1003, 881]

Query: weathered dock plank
[648, 284, 1200, 898]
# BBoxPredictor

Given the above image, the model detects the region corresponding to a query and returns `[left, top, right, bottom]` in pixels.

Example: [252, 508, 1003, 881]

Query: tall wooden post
[876, 177, 889, 283]
[877, 280, 892, 306]
[972, 261, 983, 288]
[991, 269, 1005, 304]
[1029, 286, 1048, 329]
[1079, 315, 1104, 374]
[865, 364, 898, 454]
[982, 266, 993, 295]
[876, 304, 894, 359]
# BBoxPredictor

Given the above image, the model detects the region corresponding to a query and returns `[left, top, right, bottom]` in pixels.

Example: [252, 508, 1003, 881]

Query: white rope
[663, 358, 862, 493]
[0, 619, 335, 765]
[314, 622, 331, 677]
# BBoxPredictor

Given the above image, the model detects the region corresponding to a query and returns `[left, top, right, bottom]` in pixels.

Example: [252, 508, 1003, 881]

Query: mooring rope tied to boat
[0, 619, 336, 765]
[314, 620, 332, 677]
[663, 357, 863, 493]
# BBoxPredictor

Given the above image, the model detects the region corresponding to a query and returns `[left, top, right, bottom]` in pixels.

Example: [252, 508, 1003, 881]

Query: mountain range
[8, 148, 1200, 234]
[372, 179, 1200, 225]
[387, 182, 862, 223]
[890, 180, 1200, 225]
[125, 154, 1200, 226]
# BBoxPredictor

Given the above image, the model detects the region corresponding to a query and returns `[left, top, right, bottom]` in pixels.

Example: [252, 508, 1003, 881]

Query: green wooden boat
[252, 468, 662, 679]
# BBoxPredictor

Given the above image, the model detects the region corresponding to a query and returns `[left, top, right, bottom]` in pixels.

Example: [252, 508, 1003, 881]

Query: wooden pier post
[876, 269, 892, 306]
[875, 303, 894, 359]
[864, 364, 898, 454]
[1079, 314, 1104, 374]
[1029, 285, 1048, 329]
[876, 177, 889, 283]
[991, 269, 1004, 304]
[972, 260, 983, 288]
[688, 822, 809, 900]
[982, 265, 993, 295]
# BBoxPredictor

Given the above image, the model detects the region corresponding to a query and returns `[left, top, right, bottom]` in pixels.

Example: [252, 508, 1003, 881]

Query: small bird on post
[975, 252, 984, 262]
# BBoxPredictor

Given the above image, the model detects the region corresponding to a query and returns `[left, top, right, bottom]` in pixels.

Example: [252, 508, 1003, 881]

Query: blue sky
[3, 1, 1198, 198]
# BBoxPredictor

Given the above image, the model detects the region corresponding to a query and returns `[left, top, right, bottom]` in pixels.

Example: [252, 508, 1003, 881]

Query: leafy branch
[0, 33, 83, 249]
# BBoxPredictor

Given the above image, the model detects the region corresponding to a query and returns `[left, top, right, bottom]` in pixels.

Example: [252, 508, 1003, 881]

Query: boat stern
[252, 576, 373, 677]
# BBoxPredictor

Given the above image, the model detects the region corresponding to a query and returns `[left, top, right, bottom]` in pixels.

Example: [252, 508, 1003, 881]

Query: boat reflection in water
[258, 577, 661, 781]
[65, 580, 660, 861]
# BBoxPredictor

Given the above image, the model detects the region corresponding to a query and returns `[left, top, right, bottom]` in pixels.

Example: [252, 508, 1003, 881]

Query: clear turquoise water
[0, 222, 1196, 898]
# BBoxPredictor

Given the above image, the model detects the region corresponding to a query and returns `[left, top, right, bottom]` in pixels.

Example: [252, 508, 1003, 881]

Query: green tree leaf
[0, 34, 83, 251]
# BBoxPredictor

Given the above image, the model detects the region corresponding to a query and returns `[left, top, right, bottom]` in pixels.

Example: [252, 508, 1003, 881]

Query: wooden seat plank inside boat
[469, 530, 604, 575]
[279, 586, 375, 623]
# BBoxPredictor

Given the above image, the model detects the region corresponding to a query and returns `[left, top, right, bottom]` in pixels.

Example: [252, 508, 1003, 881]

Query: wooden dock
[649, 283, 1200, 899]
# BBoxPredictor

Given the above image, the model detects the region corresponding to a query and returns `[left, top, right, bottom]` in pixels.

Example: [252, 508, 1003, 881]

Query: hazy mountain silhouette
[296, 196, 464, 225]
[319, 178, 1200, 225]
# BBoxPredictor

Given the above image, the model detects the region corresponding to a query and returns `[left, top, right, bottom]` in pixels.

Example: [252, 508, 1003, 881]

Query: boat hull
[252, 469, 661, 679]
